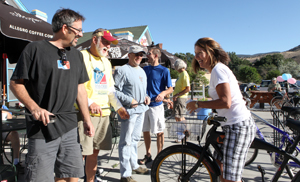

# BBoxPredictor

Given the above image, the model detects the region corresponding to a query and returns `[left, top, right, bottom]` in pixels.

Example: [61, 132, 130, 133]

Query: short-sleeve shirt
[143, 64, 172, 107]
[11, 40, 89, 141]
[80, 50, 116, 116]
[173, 70, 190, 98]
[208, 63, 250, 126]
[268, 83, 281, 92]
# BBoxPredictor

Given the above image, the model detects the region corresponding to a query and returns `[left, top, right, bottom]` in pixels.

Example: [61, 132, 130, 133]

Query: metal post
[191, 82, 194, 100]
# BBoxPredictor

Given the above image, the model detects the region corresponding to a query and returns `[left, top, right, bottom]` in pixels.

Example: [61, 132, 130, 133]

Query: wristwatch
[195, 101, 198, 108]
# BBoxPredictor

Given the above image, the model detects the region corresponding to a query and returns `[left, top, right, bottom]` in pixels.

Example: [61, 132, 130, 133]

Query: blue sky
[21, 0, 300, 55]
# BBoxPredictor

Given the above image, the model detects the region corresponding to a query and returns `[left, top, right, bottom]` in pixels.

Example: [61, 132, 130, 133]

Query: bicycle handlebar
[206, 115, 227, 125]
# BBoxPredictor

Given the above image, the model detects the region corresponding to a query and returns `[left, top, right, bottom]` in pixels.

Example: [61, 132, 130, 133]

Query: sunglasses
[60, 49, 67, 65]
[134, 53, 144, 57]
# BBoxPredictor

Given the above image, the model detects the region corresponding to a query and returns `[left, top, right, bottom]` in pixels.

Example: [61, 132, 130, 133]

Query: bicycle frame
[181, 116, 300, 182]
[181, 119, 224, 182]
[252, 112, 300, 169]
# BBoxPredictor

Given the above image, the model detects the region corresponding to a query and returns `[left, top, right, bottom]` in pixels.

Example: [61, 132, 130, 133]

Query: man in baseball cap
[113, 45, 150, 181]
[78, 28, 129, 182]
[268, 77, 282, 92]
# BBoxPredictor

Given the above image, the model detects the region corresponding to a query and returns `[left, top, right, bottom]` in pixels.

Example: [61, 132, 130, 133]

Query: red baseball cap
[92, 29, 118, 45]
[102, 30, 118, 45]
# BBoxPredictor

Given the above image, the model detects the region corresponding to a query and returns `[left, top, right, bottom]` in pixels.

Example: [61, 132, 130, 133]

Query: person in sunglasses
[113, 45, 151, 182]
[77, 28, 129, 182]
[10, 8, 94, 182]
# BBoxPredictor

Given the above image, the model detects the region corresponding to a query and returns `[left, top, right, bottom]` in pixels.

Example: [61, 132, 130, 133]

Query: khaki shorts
[78, 114, 112, 156]
[173, 98, 187, 118]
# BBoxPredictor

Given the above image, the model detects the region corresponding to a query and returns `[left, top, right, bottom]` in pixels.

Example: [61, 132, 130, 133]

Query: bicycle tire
[244, 148, 259, 166]
[270, 96, 283, 106]
[151, 145, 220, 182]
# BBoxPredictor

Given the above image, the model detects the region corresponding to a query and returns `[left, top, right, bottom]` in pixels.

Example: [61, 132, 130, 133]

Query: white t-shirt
[208, 63, 250, 126]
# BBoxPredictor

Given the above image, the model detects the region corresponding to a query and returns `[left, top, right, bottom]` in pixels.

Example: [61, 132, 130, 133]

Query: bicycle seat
[281, 106, 300, 115]
[286, 118, 300, 133]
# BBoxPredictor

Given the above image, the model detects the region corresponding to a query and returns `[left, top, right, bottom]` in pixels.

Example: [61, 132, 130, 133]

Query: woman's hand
[186, 101, 198, 114]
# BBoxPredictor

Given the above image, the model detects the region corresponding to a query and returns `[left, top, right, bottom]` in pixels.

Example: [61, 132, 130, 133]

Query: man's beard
[96, 42, 108, 57]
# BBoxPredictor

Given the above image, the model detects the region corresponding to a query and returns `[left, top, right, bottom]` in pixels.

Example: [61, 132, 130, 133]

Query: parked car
[259, 80, 299, 94]
[259, 80, 271, 91]
[239, 83, 258, 92]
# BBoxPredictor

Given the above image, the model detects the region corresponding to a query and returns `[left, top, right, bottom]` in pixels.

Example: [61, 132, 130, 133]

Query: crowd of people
[7, 7, 255, 182]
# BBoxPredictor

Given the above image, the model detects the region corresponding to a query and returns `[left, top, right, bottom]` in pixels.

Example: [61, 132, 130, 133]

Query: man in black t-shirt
[10, 9, 94, 182]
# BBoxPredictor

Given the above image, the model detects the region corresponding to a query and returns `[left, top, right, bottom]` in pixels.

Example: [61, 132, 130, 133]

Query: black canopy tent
[0, 1, 53, 100]
[76, 37, 179, 69]
[76, 37, 149, 67]
[0, 2, 53, 63]
[0, 2, 53, 166]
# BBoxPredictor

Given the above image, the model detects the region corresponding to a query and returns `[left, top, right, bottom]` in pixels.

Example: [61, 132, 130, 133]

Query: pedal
[257, 165, 266, 182]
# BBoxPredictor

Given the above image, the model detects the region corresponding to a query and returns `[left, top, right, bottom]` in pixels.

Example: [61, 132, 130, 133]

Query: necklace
[88, 50, 105, 73]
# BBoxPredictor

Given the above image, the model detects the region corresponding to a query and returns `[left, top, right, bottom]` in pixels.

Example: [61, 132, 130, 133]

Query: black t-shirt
[11, 40, 89, 141]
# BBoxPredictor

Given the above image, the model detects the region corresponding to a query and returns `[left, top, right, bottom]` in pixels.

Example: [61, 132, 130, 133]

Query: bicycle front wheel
[151, 145, 220, 182]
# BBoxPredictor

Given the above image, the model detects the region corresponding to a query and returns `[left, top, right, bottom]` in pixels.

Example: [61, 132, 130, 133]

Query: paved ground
[10, 103, 299, 181]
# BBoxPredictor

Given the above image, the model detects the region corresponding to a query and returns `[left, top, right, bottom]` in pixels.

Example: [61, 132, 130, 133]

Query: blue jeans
[118, 112, 145, 177]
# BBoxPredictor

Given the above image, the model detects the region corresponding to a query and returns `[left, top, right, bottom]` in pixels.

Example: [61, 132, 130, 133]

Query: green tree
[170, 68, 179, 79]
[266, 70, 281, 80]
[238, 65, 261, 83]
[228, 52, 251, 79]
[278, 59, 300, 78]
[256, 64, 277, 79]
[253, 53, 284, 68]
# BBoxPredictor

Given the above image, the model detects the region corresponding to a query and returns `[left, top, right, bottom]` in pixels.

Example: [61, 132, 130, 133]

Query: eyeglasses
[134, 53, 144, 57]
[146, 52, 152, 55]
[67, 25, 84, 34]
[60, 49, 67, 65]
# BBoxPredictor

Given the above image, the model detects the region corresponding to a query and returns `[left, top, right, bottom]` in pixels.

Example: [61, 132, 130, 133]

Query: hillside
[238, 45, 300, 63]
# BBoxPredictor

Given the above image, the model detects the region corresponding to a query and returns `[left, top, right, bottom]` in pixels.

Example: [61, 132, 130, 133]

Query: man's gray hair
[174, 59, 187, 70]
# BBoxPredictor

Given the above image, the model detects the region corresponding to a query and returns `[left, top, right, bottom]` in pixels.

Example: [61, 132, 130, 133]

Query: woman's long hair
[192, 37, 230, 73]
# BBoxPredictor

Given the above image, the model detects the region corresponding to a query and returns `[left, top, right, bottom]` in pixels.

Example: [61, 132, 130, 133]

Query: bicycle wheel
[244, 148, 259, 166]
[271, 99, 293, 110]
[270, 96, 283, 106]
[151, 145, 219, 182]
[292, 170, 300, 182]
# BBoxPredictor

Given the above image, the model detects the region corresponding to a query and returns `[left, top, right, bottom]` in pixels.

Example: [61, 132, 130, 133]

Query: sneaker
[175, 139, 181, 143]
[138, 155, 152, 165]
[96, 168, 104, 176]
[132, 167, 149, 174]
[15, 162, 25, 174]
[120, 176, 137, 182]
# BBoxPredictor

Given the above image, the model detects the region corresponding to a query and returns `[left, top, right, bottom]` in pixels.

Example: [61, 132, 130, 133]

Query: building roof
[110, 25, 148, 40]
[5, 0, 29, 12]
[77, 25, 151, 46]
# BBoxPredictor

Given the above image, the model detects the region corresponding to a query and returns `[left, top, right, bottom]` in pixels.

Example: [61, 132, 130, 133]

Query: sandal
[138, 155, 152, 165]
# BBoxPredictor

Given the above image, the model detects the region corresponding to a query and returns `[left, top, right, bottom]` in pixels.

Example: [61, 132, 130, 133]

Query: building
[3, 0, 47, 21]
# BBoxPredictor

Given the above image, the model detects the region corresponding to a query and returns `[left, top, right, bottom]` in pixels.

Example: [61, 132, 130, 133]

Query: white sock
[13, 158, 19, 165]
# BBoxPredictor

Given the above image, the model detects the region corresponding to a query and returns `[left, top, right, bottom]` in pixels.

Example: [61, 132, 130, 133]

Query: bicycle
[151, 112, 300, 182]
[245, 109, 300, 178]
